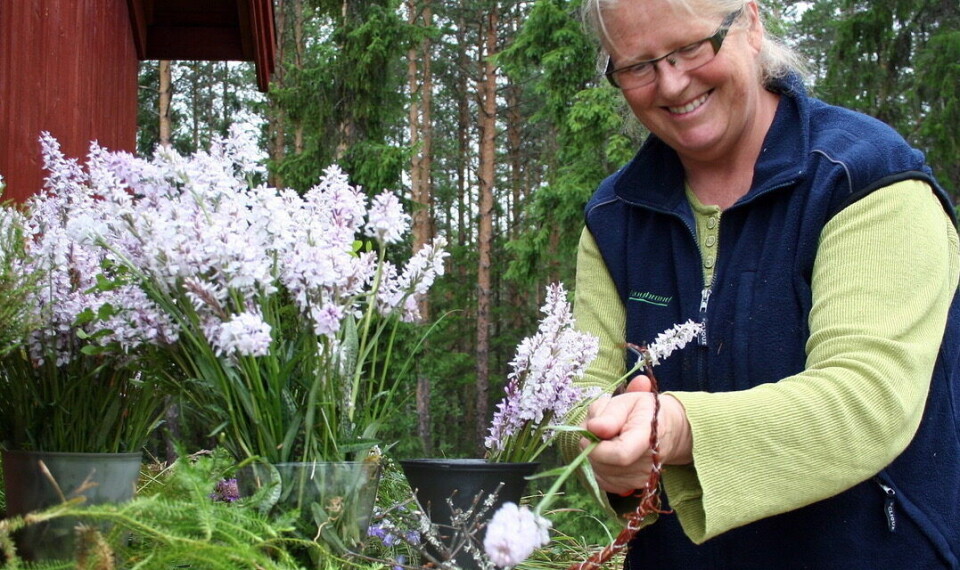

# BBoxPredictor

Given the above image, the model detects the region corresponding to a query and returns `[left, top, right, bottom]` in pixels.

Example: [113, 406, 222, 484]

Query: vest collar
[612, 74, 809, 211]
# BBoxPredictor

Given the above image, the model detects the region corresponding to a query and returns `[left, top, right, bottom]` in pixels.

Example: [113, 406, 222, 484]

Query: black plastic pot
[400, 458, 538, 569]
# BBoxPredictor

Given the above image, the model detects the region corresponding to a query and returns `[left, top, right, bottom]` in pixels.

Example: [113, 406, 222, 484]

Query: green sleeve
[573, 228, 628, 392]
[666, 180, 960, 542]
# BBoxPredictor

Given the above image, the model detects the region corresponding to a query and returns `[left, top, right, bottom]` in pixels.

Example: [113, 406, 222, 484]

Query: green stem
[535, 439, 599, 516]
[349, 242, 386, 424]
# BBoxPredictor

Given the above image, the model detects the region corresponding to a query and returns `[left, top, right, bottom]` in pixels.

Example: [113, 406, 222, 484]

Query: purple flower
[404, 529, 420, 545]
[485, 283, 600, 459]
[365, 191, 409, 244]
[210, 478, 240, 503]
[368, 524, 388, 540]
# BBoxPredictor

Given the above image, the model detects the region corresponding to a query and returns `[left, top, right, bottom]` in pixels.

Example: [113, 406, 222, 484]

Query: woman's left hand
[581, 378, 693, 495]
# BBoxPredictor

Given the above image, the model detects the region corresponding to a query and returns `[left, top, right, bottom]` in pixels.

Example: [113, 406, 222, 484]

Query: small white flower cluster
[373, 237, 448, 322]
[482, 502, 551, 568]
[21, 131, 448, 364]
[484, 283, 599, 454]
[643, 319, 703, 366]
[209, 311, 273, 358]
[27, 133, 447, 356]
[17, 135, 179, 366]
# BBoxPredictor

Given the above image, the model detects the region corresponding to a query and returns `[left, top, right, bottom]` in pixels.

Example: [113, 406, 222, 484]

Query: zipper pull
[876, 479, 897, 532]
[698, 287, 711, 344]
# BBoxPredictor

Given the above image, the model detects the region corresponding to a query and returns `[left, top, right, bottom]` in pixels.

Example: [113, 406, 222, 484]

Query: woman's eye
[628, 62, 652, 75]
[677, 40, 706, 56]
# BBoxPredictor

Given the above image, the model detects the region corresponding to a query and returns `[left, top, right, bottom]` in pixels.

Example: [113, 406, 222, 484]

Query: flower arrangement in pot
[0, 140, 176, 560]
[73, 127, 448, 558]
[401, 282, 602, 568]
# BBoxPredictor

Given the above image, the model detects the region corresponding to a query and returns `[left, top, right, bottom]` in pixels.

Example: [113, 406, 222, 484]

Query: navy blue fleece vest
[586, 77, 960, 568]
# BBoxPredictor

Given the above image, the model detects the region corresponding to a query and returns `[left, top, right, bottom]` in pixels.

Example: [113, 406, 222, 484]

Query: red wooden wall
[0, 0, 139, 204]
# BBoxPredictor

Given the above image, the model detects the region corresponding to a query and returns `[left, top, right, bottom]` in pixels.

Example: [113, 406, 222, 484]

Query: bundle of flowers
[1, 127, 448, 466]
[0, 138, 176, 453]
[71, 128, 450, 466]
[484, 282, 600, 464]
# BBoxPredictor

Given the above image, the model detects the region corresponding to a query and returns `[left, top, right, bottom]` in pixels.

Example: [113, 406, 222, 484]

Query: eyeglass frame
[604, 7, 744, 90]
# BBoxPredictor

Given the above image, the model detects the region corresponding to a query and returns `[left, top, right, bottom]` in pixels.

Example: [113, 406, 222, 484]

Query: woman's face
[602, 0, 769, 165]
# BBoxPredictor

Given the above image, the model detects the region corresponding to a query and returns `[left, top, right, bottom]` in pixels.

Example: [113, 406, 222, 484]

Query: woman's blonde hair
[581, 0, 808, 87]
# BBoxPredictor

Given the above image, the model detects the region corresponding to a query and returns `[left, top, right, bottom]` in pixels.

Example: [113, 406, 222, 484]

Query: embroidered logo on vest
[628, 291, 674, 307]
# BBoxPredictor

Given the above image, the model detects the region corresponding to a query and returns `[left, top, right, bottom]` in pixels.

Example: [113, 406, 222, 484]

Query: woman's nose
[653, 59, 690, 97]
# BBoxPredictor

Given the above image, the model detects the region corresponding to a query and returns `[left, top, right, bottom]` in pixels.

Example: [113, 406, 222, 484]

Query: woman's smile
[666, 91, 711, 115]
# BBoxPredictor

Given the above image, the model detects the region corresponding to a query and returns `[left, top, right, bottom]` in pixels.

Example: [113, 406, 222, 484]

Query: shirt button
[704, 257, 715, 269]
[705, 235, 717, 247]
[707, 216, 719, 229]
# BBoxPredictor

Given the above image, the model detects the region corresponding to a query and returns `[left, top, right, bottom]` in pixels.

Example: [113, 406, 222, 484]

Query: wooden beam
[249, 0, 276, 91]
[122, 0, 275, 91]
[143, 26, 246, 61]
[125, 0, 148, 59]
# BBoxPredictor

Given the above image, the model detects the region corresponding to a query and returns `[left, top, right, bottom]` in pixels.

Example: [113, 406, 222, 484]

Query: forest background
[135, 0, 960, 462]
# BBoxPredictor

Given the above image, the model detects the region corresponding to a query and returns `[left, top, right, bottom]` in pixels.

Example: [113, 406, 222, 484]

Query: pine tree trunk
[267, 0, 286, 187]
[407, 0, 436, 456]
[159, 60, 172, 148]
[292, 0, 305, 155]
[475, 4, 499, 453]
[455, 7, 475, 452]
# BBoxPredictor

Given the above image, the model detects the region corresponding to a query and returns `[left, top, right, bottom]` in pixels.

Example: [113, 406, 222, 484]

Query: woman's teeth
[669, 93, 709, 114]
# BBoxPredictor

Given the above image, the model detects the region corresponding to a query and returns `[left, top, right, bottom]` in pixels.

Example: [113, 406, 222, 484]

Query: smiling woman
[563, 0, 960, 568]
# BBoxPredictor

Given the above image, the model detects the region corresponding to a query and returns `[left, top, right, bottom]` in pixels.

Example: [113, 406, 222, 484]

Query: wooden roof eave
[126, 0, 275, 92]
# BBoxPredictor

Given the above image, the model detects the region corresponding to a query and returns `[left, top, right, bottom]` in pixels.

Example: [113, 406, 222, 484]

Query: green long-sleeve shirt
[569, 179, 960, 543]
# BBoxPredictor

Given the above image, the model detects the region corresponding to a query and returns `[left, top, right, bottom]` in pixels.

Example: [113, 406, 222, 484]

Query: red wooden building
[0, 0, 276, 204]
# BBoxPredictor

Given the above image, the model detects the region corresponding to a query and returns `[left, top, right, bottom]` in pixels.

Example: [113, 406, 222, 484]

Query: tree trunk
[475, 3, 499, 453]
[268, 0, 287, 187]
[504, 62, 527, 332]
[455, 6, 475, 452]
[407, 0, 436, 456]
[158, 58, 176, 460]
[292, 0, 306, 155]
[158, 60, 172, 149]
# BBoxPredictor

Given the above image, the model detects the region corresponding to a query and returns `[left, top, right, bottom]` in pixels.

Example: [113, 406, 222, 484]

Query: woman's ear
[745, 1, 764, 52]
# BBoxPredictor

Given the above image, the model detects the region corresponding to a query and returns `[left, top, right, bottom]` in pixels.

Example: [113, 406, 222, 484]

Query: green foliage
[0, 451, 307, 568]
[340, 140, 412, 195]
[0, 207, 36, 358]
[271, 0, 417, 194]
[915, 30, 960, 196]
[0, 449, 623, 568]
[798, 0, 960, 196]
[498, 0, 598, 127]
[499, 0, 645, 286]
[0, 352, 163, 453]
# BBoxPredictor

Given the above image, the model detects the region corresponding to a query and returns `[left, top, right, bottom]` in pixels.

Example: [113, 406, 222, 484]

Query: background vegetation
[135, 0, 960, 465]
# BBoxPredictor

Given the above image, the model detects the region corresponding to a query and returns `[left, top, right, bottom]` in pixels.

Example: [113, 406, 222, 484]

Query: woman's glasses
[604, 8, 743, 90]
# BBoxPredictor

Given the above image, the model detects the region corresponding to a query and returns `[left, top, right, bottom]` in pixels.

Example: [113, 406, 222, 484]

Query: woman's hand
[581, 375, 693, 495]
